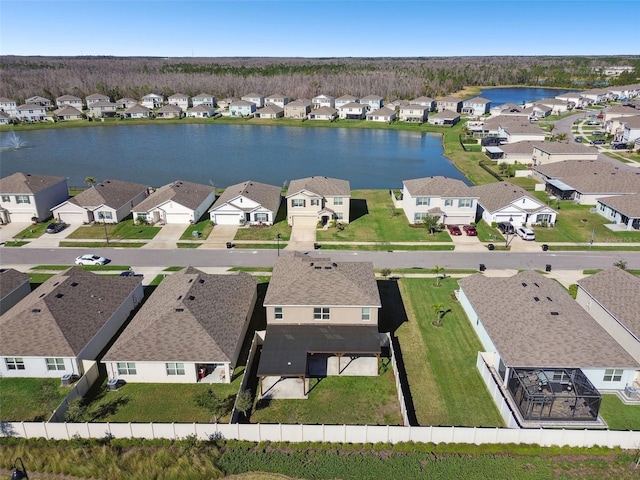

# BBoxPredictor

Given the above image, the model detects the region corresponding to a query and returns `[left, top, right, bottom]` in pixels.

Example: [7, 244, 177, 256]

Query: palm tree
[431, 303, 451, 326]
[84, 176, 97, 187]
[432, 264, 445, 286]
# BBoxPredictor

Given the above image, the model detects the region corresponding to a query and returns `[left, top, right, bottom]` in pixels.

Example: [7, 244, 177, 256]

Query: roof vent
[324, 266, 331, 269]
[56, 293, 64, 298]
[314, 266, 322, 270]
[71, 282, 78, 287]
[32, 308, 41, 313]
[177, 295, 182, 300]
[188, 295, 195, 301]
[198, 279, 204, 284]
[534, 297, 540, 302]
[550, 311, 559, 316]
[546, 297, 553, 302]
[533, 282, 539, 287]
[175, 308, 184, 312]
[521, 282, 527, 287]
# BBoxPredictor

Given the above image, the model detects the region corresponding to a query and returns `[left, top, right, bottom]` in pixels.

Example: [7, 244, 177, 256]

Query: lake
[479, 87, 577, 106]
[0, 124, 468, 189]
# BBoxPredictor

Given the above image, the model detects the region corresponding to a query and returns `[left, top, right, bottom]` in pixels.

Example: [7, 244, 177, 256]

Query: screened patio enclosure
[508, 368, 602, 422]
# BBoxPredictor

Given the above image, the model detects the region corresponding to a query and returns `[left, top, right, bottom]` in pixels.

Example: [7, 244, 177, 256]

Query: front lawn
[66, 219, 161, 240]
[0, 378, 68, 421]
[234, 222, 291, 241]
[599, 394, 640, 431]
[396, 277, 504, 427]
[319, 244, 454, 251]
[14, 222, 49, 239]
[316, 190, 452, 243]
[180, 218, 214, 240]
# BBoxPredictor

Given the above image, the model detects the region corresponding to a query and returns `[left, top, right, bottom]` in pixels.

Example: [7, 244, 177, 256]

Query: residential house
[603, 105, 639, 122]
[0, 172, 68, 223]
[192, 93, 216, 107]
[286, 176, 350, 226]
[359, 94, 384, 111]
[386, 99, 410, 110]
[312, 94, 335, 110]
[458, 270, 639, 425]
[156, 104, 182, 118]
[15, 103, 47, 122]
[399, 176, 477, 225]
[0, 268, 30, 316]
[576, 267, 640, 367]
[115, 97, 137, 110]
[103, 268, 256, 384]
[461, 97, 491, 116]
[132, 180, 216, 225]
[255, 104, 284, 119]
[470, 181, 557, 227]
[284, 99, 312, 119]
[25, 95, 52, 109]
[187, 104, 216, 118]
[338, 102, 368, 120]
[0, 97, 17, 117]
[534, 160, 640, 204]
[257, 252, 382, 398]
[124, 104, 153, 118]
[489, 141, 537, 164]
[0, 112, 10, 124]
[229, 100, 256, 117]
[555, 92, 585, 108]
[522, 104, 552, 119]
[532, 141, 599, 166]
[595, 194, 640, 230]
[335, 95, 358, 109]
[399, 104, 429, 123]
[241, 92, 264, 108]
[409, 96, 435, 110]
[55, 95, 83, 111]
[0, 268, 143, 379]
[436, 97, 462, 113]
[265, 94, 289, 108]
[51, 178, 147, 224]
[581, 88, 611, 104]
[535, 98, 570, 115]
[167, 93, 190, 110]
[308, 106, 338, 121]
[365, 106, 396, 123]
[490, 103, 527, 118]
[209, 180, 282, 226]
[497, 118, 546, 143]
[217, 97, 237, 110]
[53, 106, 83, 121]
[141, 93, 164, 109]
[88, 101, 118, 118]
[427, 110, 460, 125]
[85, 93, 110, 107]
[621, 116, 640, 144]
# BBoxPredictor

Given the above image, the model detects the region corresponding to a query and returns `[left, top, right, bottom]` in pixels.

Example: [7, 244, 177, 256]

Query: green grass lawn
[319, 244, 454, 251]
[599, 394, 640, 431]
[66, 219, 161, 240]
[14, 222, 49, 239]
[249, 364, 402, 425]
[396, 278, 504, 427]
[234, 222, 291, 242]
[233, 243, 287, 249]
[59, 241, 147, 248]
[0, 378, 69, 421]
[316, 190, 452, 243]
[180, 218, 213, 240]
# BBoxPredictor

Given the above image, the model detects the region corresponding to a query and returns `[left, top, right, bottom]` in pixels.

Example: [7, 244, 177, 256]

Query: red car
[597, 113, 604, 119]
[462, 225, 477, 236]
[447, 224, 462, 236]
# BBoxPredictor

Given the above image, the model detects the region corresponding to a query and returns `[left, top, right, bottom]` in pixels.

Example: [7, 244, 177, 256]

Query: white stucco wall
[0, 356, 81, 378]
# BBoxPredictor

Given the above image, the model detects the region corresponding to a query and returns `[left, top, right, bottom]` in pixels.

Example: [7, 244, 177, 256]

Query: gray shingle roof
[470, 181, 548, 213]
[458, 271, 639, 369]
[533, 141, 596, 155]
[264, 252, 381, 307]
[498, 141, 537, 154]
[287, 176, 350, 197]
[0, 268, 30, 299]
[403, 176, 474, 197]
[257, 105, 284, 114]
[0, 268, 141, 357]
[210, 180, 282, 215]
[103, 268, 256, 363]
[54, 106, 83, 116]
[56, 94, 82, 102]
[69, 179, 147, 209]
[499, 118, 546, 135]
[430, 110, 460, 120]
[311, 107, 337, 116]
[535, 161, 640, 195]
[157, 104, 182, 113]
[134, 180, 215, 212]
[597, 193, 640, 217]
[125, 104, 152, 114]
[0, 172, 66, 194]
[577, 267, 640, 341]
[86, 93, 110, 100]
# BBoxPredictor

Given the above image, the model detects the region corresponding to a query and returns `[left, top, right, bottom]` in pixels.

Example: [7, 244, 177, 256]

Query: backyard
[0, 378, 69, 421]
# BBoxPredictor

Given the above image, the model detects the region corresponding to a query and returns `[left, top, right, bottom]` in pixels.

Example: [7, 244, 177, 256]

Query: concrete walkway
[199, 225, 239, 249]
[286, 223, 316, 251]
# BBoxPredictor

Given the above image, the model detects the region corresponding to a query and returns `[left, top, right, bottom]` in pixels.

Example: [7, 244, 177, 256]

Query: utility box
[107, 378, 125, 391]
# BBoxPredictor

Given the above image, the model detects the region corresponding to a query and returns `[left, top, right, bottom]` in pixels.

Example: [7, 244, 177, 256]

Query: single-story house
[115, 97, 138, 110]
[192, 93, 216, 107]
[103, 268, 256, 384]
[489, 103, 527, 118]
[427, 110, 460, 125]
[187, 104, 216, 118]
[53, 106, 83, 121]
[399, 104, 429, 123]
[88, 101, 118, 118]
[209, 180, 282, 226]
[470, 181, 557, 227]
[256, 104, 284, 119]
[0, 268, 31, 316]
[85, 93, 111, 107]
[25, 96, 52, 109]
[284, 99, 312, 119]
[532, 141, 599, 166]
[132, 180, 216, 225]
[55, 94, 83, 110]
[410, 96, 435, 110]
[0, 172, 69, 223]
[15, 103, 47, 122]
[308, 106, 337, 121]
[399, 176, 477, 225]
[436, 97, 462, 113]
[229, 100, 256, 117]
[141, 93, 164, 109]
[265, 94, 289, 108]
[603, 105, 639, 123]
[241, 92, 264, 108]
[366, 106, 396, 122]
[0, 268, 143, 378]
[338, 102, 367, 120]
[0, 96, 18, 117]
[156, 104, 182, 118]
[286, 176, 350, 226]
[335, 95, 359, 109]
[490, 140, 537, 164]
[360, 94, 384, 111]
[461, 97, 491, 116]
[534, 98, 570, 115]
[312, 94, 335, 109]
[0, 111, 10, 124]
[498, 118, 546, 143]
[522, 104, 552, 119]
[595, 194, 640, 230]
[51, 178, 148, 224]
[167, 93, 190, 110]
[124, 104, 153, 118]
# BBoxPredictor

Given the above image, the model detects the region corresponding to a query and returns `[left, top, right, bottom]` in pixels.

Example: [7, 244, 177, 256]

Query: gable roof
[533, 141, 597, 155]
[367, 107, 395, 117]
[264, 252, 381, 307]
[535, 161, 640, 195]
[470, 181, 547, 213]
[0, 172, 66, 194]
[463, 96, 490, 105]
[157, 104, 182, 113]
[56, 94, 82, 102]
[458, 270, 638, 369]
[310, 107, 337, 116]
[0, 268, 30, 299]
[403, 176, 474, 197]
[257, 104, 284, 115]
[360, 94, 383, 101]
[168, 93, 188, 99]
[597, 193, 640, 217]
[286, 99, 312, 108]
[0, 268, 141, 357]
[287, 176, 350, 198]
[430, 110, 460, 120]
[103, 268, 256, 363]
[125, 104, 152, 114]
[577, 268, 640, 341]
[134, 180, 215, 212]
[86, 93, 110, 100]
[54, 106, 83, 116]
[499, 118, 546, 135]
[68, 178, 147, 209]
[410, 96, 434, 104]
[211, 180, 281, 215]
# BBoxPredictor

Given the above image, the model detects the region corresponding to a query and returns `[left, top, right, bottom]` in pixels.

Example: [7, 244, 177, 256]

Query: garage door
[57, 212, 88, 224]
[292, 215, 317, 226]
[214, 213, 241, 225]
[165, 213, 191, 224]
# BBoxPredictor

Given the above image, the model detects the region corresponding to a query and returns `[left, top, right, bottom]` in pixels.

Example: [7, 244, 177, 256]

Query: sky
[1, 0, 638, 57]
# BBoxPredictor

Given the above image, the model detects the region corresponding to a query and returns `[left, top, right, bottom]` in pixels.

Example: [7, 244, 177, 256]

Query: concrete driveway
[449, 232, 485, 252]
[0, 222, 30, 243]
[285, 223, 316, 250]
[23, 223, 81, 248]
[142, 224, 186, 249]
[200, 225, 239, 249]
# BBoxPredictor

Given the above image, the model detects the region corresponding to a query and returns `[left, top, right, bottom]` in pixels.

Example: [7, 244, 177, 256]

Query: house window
[117, 362, 137, 375]
[98, 211, 113, 220]
[458, 199, 473, 208]
[361, 307, 371, 321]
[1, 195, 10, 202]
[335, 212, 344, 220]
[254, 212, 268, 222]
[444, 199, 453, 207]
[15, 195, 30, 204]
[333, 197, 344, 206]
[45, 358, 65, 371]
[291, 199, 305, 208]
[5, 357, 25, 370]
[536, 214, 552, 223]
[166, 362, 185, 375]
[415, 197, 430, 206]
[603, 369, 623, 382]
[274, 307, 283, 320]
[310, 199, 320, 206]
[414, 212, 429, 222]
[313, 307, 330, 320]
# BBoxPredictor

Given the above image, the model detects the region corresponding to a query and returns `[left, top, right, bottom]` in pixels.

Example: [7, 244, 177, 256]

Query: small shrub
[568, 284, 578, 299]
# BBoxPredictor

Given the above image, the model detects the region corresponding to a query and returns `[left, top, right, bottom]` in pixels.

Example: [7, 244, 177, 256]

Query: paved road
[1, 246, 638, 270]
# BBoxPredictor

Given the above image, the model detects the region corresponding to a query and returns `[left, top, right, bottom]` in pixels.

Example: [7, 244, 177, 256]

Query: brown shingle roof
[103, 268, 256, 363]
[0, 172, 66, 194]
[597, 193, 640, 217]
[287, 176, 350, 197]
[533, 141, 597, 155]
[210, 180, 282, 215]
[264, 252, 381, 307]
[69, 178, 147, 209]
[125, 104, 152, 114]
[0, 268, 141, 358]
[134, 180, 215, 212]
[403, 176, 474, 197]
[0, 268, 29, 298]
[535, 160, 640, 195]
[458, 271, 638, 369]
[470, 181, 547, 213]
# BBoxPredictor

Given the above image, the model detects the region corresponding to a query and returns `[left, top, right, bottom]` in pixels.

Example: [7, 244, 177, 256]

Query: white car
[516, 227, 535, 241]
[75, 254, 109, 266]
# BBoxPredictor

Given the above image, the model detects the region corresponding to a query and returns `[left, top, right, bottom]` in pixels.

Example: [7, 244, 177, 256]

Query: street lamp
[505, 216, 514, 248]
[97, 212, 109, 245]
[11, 458, 28, 480]
[276, 233, 282, 257]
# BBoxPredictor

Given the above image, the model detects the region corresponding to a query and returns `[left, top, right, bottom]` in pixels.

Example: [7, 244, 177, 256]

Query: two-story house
[437, 97, 462, 113]
[399, 104, 429, 123]
[25, 96, 52, 109]
[0, 172, 69, 223]
[257, 252, 383, 398]
[229, 100, 256, 117]
[400, 176, 477, 225]
[265, 94, 289, 108]
[141, 93, 164, 109]
[359, 94, 384, 111]
[192, 93, 216, 107]
[334, 95, 358, 109]
[0, 97, 18, 117]
[284, 99, 312, 119]
[241, 92, 265, 108]
[55, 94, 83, 111]
[461, 97, 491, 116]
[85, 93, 111, 107]
[312, 94, 335, 110]
[15, 103, 47, 122]
[167, 93, 190, 110]
[88, 101, 118, 118]
[338, 102, 367, 120]
[286, 176, 351, 226]
[410, 96, 435, 110]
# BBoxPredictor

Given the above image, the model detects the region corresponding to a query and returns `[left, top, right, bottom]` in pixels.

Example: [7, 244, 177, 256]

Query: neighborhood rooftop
[67, 178, 148, 208]
[287, 176, 351, 197]
[134, 180, 215, 212]
[403, 176, 474, 197]
[536, 161, 640, 194]
[210, 180, 282, 215]
[0, 172, 66, 194]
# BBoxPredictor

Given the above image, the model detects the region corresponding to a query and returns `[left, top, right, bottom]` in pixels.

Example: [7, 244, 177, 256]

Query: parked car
[516, 227, 535, 241]
[447, 224, 462, 236]
[574, 137, 583, 143]
[497, 222, 515, 235]
[45, 221, 67, 234]
[592, 130, 604, 136]
[75, 254, 109, 266]
[575, 105, 584, 110]
[611, 142, 629, 150]
[462, 225, 477, 236]
[119, 270, 143, 277]
[587, 121, 600, 126]
[590, 139, 606, 145]
[597, 113, 604, 119]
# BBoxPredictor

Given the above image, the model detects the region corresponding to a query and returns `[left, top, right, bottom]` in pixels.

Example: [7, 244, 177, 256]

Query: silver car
[516, 227, 535, 241]
[75, 254, 109, 266]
